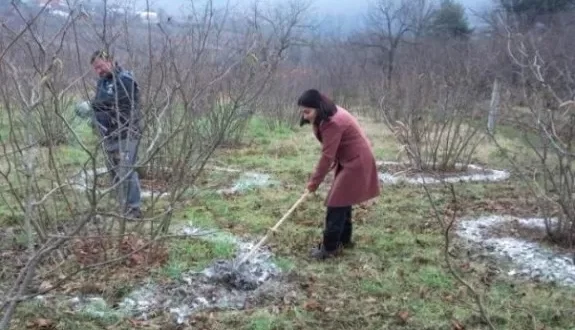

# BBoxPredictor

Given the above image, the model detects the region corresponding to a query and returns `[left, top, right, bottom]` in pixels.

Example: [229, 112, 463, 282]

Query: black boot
[310, 243, 339, 260]
[340, 207, 354, 249]
[311, 206, 350, 260]
[342, 241, 356, 249]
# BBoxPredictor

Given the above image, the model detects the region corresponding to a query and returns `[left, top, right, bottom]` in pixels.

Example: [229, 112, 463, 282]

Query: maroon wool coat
[308, 106, 381, 207]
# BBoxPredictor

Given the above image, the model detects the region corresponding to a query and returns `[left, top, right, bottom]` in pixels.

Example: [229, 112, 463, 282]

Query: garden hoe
[210, 191, 310, 289]
[235, 190, 310, 268]
[205, 190, 311, 290]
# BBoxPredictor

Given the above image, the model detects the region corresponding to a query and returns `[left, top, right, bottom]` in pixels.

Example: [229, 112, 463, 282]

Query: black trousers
[323, 206, 352, 251]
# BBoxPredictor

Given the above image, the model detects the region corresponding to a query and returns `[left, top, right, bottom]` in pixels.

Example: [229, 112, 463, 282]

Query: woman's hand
[306, 181, 318, 193]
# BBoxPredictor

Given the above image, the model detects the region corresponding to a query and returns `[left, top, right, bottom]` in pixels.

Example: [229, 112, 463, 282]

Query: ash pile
[119, 232, 283, 324]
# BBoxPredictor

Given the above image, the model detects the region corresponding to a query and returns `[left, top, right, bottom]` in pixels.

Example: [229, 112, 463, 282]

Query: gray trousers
[103, 138, 142, 212]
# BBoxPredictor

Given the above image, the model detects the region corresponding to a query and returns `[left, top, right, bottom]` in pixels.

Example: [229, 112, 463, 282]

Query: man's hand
[75, 100, 93, 119]
[306, 181, 318, 193]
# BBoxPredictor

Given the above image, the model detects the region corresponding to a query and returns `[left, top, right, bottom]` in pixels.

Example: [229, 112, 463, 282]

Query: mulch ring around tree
[377, 161, 502, 180]
[485, 217, 575, 254]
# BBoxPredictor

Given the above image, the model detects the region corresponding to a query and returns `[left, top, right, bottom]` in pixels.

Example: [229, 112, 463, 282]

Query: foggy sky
[130, 0, 493, 27]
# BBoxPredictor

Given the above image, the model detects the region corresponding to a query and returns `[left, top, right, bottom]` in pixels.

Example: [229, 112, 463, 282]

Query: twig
[95, 207, 173, 222]
[421, 180, 496, 330]
[31, 184, 70, 206]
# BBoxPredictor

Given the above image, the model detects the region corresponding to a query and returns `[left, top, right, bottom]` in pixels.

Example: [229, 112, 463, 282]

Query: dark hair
[297, 89, 337, 127]
[90, 49, 113, 64]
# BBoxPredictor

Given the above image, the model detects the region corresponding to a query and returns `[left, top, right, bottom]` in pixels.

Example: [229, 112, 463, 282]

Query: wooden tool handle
[236, 191, 310, 267]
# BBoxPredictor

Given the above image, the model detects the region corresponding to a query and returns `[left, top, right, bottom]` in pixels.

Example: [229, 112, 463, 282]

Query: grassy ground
[7, 115, 575, 329]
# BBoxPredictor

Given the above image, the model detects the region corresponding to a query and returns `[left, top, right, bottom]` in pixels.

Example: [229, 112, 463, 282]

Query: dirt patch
[75, 165, 229, 197]
[140, 178, 170, 192]
[487, 218, 575, 254]
[0, 225, 169, 304]
[75, 165, 265, 198]
[446, 196, 544, 219]
[106, 226, 295, 325]
[72, 233, 169, 268]
[139, 169, 178, 192]
[0, 229, 27, 296]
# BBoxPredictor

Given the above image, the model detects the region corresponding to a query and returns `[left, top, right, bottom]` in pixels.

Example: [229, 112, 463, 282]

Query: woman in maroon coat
[298, 89, 381, 260]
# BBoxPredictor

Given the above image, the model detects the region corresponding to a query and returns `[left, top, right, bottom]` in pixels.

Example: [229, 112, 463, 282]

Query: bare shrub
[494, 16, 575, 250]
[380, 40, 489, 171]
[258, 66, 307, 129]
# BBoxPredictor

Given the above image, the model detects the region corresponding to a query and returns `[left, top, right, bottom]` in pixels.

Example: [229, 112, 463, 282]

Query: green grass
[160, 238, 236, 279]
[6, 114, 575, 329]
[174, 116, 575, 329]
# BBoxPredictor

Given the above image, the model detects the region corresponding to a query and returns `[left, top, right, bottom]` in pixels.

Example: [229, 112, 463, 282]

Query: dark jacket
[91, 66, 141, 140]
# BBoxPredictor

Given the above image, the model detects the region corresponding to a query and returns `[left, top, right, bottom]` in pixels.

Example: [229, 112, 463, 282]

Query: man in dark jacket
[89, 50, 142, 219]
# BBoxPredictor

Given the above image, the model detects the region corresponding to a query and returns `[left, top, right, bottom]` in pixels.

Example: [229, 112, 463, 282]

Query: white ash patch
[69, 167, 169, 199]
[116, 225, 282, 324]
[377, 161, 510, 185]
[204, 165, 242, 173]
[217, 172, 278, 195]
[68, 296, 124, 321]
[456, 215, 575, 287]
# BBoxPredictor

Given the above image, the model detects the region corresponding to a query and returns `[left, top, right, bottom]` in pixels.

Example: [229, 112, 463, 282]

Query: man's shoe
[125, 208, 142, 220]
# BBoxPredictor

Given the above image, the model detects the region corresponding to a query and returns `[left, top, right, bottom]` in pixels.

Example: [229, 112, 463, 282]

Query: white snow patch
[377, 161, 510, 185]
[456, 215, 575, 286]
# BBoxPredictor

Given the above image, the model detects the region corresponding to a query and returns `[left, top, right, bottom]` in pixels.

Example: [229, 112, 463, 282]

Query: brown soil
[449, 198, 543, 219]
[437, 180, 554, 220]
[487, 219, 575, 253]
[0, 227, 167, 300]
[71, 233, 169, 269]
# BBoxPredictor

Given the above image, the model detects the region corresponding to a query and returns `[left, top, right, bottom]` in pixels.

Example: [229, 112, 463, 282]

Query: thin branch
[421, 181, 496, 330]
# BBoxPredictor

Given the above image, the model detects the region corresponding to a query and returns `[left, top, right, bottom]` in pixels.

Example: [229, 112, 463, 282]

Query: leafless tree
[0, 0, 309, 327]
[379, 37, 489, 171]
[356, 0, 435, 88]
